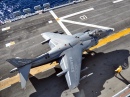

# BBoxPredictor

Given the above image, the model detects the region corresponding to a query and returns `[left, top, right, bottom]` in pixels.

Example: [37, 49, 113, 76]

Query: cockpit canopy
[88, 29, 112, 39]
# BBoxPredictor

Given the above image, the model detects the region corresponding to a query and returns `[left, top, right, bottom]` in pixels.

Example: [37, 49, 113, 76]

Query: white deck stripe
[113, 0, 123, 3]
[2, 26, 10, 31]
[112, 84, 130, 97]
[5, 41, 15, 47]
[60, 8, 94, 19]
[61, 19, 114, 30]
[49, 10, 72, 35]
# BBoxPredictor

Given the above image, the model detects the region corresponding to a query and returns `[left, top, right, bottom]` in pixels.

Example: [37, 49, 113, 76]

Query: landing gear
[85, 50, 96, 56]
[89, 51, 96, 56]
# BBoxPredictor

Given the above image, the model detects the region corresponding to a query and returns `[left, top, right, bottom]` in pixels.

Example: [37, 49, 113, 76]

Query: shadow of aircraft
[29, 49, 130, 97]
[29, 68, 68, 97]
[77, 49, 130, 97]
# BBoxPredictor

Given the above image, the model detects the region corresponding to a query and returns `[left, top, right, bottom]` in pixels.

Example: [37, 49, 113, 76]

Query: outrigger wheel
[85, 50, 96, 56]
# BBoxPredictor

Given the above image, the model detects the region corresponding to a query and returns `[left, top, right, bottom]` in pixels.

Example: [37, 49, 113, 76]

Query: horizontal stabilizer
[7, 58, 33, 68]
[19, 64, 31, 89]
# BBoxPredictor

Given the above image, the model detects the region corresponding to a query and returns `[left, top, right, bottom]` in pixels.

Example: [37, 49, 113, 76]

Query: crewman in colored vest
[115, 65, 122, 74]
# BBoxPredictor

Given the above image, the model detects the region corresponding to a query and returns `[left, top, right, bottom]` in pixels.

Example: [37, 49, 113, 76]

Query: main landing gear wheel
[90, 51, 96, 56]
[87, 50, 96, 56]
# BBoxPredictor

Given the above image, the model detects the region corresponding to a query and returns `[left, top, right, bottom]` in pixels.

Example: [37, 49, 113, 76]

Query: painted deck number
[5, 41, 15, 47]
[80, 15, 87, 20]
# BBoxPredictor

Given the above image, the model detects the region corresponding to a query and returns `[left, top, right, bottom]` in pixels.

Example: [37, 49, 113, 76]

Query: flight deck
[0, 0, 130, 97]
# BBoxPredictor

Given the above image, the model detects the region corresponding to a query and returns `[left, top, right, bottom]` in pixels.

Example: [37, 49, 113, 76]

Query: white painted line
[5, 41, 15, 47]
[113, 0, 123, 3]
[61, 8, 93, 19]
[49, 10, 72, 35]
[61, 19, 114, 30]
[5, 43, 11, 47]
[112, 84, 130, 97]
[60, 8, 94, 19]
[2, 26, 10, 31]
[48, 20, 53, 23]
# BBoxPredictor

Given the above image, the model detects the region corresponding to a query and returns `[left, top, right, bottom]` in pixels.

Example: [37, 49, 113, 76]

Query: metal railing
[2, 0, 86, 25]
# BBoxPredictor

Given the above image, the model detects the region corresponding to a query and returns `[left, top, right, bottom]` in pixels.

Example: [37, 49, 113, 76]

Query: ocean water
[0, 0, 71, 22]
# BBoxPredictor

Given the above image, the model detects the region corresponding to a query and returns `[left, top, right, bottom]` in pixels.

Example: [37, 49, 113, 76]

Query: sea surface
[0, 0, 71, 22]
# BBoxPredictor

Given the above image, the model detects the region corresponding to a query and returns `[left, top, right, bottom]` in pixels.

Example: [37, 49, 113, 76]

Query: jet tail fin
[7, 58, 33, 89]
[19, 64, 31, 89]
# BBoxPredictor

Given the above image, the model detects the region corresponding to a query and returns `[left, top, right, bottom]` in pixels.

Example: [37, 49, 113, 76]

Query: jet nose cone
[98, 28, 114, 39]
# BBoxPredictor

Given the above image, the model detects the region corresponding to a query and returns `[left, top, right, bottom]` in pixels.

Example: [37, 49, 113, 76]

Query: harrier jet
[7, 29, 113, 89]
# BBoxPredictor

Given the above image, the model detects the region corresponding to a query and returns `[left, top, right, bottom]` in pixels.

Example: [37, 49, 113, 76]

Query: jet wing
[41, 32, 56, 49]
[58, 44, 82, 89]
[41, 32, 76, 49]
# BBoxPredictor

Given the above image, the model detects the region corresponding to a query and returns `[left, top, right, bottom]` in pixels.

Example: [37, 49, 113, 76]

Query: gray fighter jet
[7, 29, 113, 89]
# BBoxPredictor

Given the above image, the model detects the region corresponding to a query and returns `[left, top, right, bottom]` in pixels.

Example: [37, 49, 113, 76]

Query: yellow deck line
[0, 28, 130, 90]
[90, 28, 130, 50]
[0, 62, 58, 90]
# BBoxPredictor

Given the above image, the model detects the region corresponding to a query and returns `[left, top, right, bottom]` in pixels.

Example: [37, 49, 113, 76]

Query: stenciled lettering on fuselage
[69, 57, 74, 72]
[69, 57, 78, 81]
